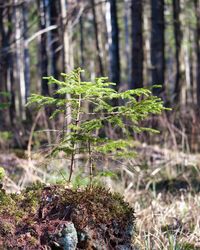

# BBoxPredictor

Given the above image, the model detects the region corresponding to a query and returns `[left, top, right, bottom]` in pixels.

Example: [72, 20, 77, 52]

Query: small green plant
[28, 68, 167, 182]
[0, 91, 10, 110]
[0, 167, 5, 182]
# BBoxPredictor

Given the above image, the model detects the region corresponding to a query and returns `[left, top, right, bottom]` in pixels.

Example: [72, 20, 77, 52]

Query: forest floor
[0, 184, 135, 249]
[0, 144, 200, 249]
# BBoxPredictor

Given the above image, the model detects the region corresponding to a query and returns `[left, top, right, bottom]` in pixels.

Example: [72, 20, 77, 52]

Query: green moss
[0, 184, 134, 224]
[0, 168, 5, 181]
[0, 183, 44, 221]
[0, 183, 135, 249]
[59, 185, 135, 227]
[0, 220, 15, 236]
[0, 190, 16, 212]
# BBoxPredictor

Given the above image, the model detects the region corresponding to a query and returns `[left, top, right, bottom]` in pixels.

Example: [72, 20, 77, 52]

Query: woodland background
[1, 1, 200, 248]
[1, 0, 200, 138]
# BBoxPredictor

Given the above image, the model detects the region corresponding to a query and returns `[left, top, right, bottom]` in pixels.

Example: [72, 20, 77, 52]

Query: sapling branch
[27, 68, 167, 185]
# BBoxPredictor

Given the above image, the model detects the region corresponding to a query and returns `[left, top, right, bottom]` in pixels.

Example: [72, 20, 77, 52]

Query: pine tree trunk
[38, 0, 49, 95]
[0, 4, 6, 128]
[60, 0, 72, 132]
[143, 2, 151, 87]
[79, 15, 84, 68]
[50, 0, 61, 80]
[131, 0, 143, 89]
[173, 0, 182, 102]
[184, 25, 192, 104]
[91, 0, 104, 76]
[151, 0, 165, 95]
[124, 0, 131, 87]
[14, 0, 26, 120]
[7, 5, 16, 125]
[0, 3, 16, 127]
[22, 1, 30, 102]
[194, 0, 200, 105]
[60, 1, 69, 68]
[106, 0, 120, 89]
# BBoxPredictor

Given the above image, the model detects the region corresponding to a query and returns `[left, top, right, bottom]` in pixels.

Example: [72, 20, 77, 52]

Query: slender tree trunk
[79, 15, 84, 68]
[173, 0, 182, 102]
[8, 53, 15, 126]
[100, 1, 109, 76]
[194, 0, 200, 106]
[60, 0, 72, 132]
[0, 4, 6, 128]
[151, 0, 165, 95]
[184, 25, 192, 104]
[90, 0, 104, 76]
[143, 2, 151, 87]
[0, 3, 16, 127]
[22, 1, 30, 102]
[50, 0, 61, 80]
[131, 0, 143, 89]
[7, 5, 16, 125]
[124, 0, 131, 87]
[106, 0, 120, 89]
[189, 29, 195, 103]
[14, 0, 26, 120]
[46, 0, 51, 76]
[60, 0, 71, 71]
[38, 0, 49, 95]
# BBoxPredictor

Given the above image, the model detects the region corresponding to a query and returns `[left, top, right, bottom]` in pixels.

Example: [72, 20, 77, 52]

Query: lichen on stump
[0, 184, 135, 249]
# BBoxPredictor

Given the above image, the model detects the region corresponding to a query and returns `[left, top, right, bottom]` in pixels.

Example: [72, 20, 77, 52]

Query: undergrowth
[27, 67, 167, 182]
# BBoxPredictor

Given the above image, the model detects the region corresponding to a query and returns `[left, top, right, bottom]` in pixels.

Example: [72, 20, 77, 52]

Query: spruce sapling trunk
[68, 76, 82, 182]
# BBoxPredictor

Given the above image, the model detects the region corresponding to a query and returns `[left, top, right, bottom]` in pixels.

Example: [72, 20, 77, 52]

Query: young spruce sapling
[27, 68, 167, 182]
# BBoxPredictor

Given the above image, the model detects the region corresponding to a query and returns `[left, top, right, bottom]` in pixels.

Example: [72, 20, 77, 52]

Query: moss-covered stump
[0, 184, 135, 249]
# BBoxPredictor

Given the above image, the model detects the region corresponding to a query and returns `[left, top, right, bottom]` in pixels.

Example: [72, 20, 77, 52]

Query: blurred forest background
[2, 1, 200, 248]
[1, 0, 200, 152]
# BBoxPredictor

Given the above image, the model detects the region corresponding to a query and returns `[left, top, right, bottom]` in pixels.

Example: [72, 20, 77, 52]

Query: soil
[0, 183, 135, 249]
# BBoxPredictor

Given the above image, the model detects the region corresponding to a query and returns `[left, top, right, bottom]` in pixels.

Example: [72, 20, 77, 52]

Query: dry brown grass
[126, 190, 200, 249]
[1, 142, 200, 249]
[114, 145, 200, 250]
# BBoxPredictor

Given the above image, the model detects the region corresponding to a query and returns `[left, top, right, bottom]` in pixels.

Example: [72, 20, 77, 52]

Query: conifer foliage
[28, 68, 166, 181]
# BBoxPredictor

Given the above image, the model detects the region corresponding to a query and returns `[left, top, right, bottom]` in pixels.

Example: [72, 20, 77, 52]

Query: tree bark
[38, 0, 49, 96]
[60, 0, 72, 72]
[0, 3, 16, 127]
[151, 0, 165, 95]
[60, 0, 72, 132]
[22, 1, 30, 101]
[14, 0, 26, 120]
[79, 15, 84, 68]
[173, 0, 182, 102]
[0, 3, 6, 128]
[91, 0, 104, 76]
[124, 0, 131, 87]
[194, 0, 200, 106]
[50, 0, 61, 80]
[131, 0, 143, 89]
[7, 5, 16, 125]
[106, 0, 120, 89]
